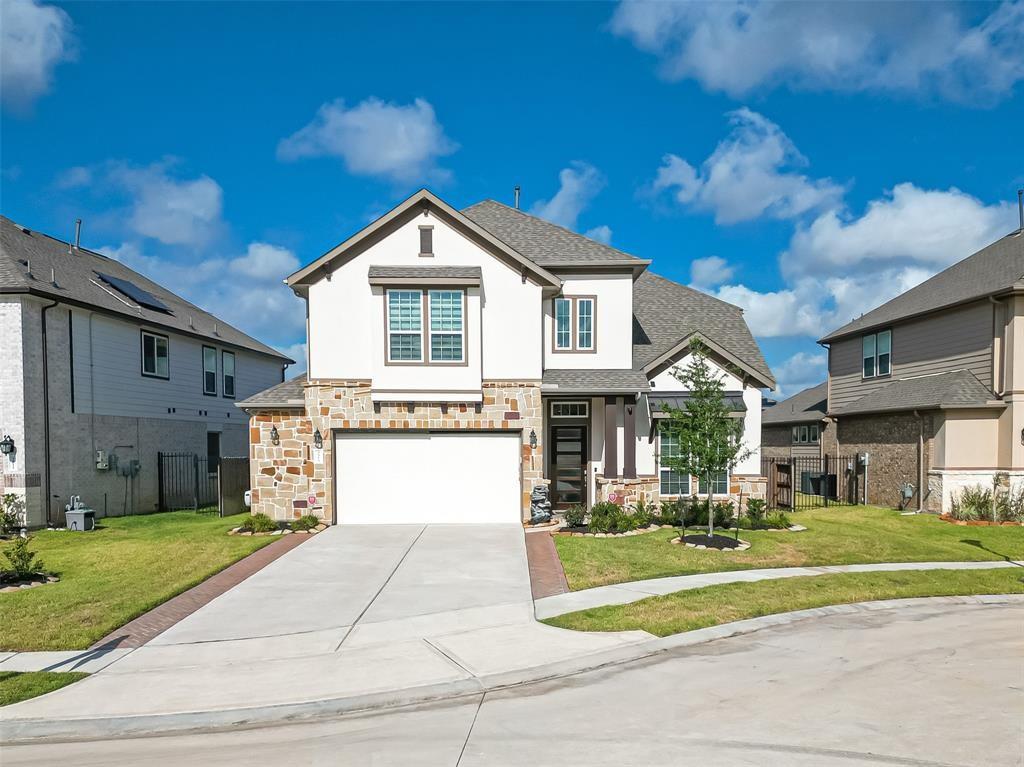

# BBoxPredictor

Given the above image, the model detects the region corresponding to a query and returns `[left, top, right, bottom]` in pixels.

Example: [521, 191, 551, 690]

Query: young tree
[660, 343, 751, 539]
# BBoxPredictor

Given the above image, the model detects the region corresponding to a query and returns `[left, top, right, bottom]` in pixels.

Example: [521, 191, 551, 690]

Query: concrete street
[5, 601, 1021, 766]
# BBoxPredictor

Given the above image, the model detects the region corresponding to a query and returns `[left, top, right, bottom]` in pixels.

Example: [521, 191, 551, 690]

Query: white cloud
[689, 255, 733, 288]
[771, 351, 827, 398]
[105, 160, 224, 247]
[101, 240, 305, 351]
[277, 97, 458, 184]
[610, 0, 1024, 104]
[531, 162, 606, 229]
[54, 165, 91, 189]
[651, 108, 843, 224]
[785, 183, 1016, 280]
[0, 0, 75, 113]
[584, 225, 613, 244]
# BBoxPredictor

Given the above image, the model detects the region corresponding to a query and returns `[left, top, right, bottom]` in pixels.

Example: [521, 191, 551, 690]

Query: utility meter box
[95, 450, 109, 470]
[859, 453, 870, 466]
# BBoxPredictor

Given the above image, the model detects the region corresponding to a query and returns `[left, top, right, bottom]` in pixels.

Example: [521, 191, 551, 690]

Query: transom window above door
[551, 401, 589, 418]
[386, 288, 465, 364]
[553, 296, 596, 352]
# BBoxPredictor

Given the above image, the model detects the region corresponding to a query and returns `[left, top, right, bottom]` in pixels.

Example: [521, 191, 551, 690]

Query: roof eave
[286, 189, 562, 290]
[642, 331, 775, 389]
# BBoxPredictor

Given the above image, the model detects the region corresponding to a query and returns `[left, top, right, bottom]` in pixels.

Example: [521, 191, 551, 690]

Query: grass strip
[0, 671, 89, 707]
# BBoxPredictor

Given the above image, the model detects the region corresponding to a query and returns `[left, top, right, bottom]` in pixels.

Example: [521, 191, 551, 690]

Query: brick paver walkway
[524, 531, 570, 599]
[90, 533, 310, 649]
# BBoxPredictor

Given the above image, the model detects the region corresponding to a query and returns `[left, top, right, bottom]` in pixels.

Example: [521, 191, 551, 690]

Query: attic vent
[94, 272, 171, 313]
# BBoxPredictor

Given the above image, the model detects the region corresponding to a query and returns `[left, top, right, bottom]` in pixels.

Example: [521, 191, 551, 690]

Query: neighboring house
[239, 189, 774, 525]
[761, 382, 830, 460]
[0, 216, 292, 527]
[817, 225, 1024, 511]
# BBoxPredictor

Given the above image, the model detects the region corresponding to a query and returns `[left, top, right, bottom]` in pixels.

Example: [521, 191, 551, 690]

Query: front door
[550, 424, 588, 508]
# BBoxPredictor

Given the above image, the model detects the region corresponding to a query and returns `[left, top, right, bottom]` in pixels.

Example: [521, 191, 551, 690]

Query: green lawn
[555, 505, 1024, 590]
[0, 512, 273, 651]
[0, 671, 89, 707]
[544, 568, 1024, 636]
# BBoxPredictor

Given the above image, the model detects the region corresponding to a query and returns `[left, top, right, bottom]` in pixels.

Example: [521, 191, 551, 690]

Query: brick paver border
[90, 533, 311, 649]
[525, 531, 570, 600]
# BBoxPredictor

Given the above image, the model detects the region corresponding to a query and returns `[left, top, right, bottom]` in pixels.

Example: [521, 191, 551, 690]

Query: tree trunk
[707, 471, 714, 539]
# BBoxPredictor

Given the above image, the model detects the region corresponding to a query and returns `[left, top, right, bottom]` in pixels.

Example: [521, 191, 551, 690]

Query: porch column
[623, 397, 636, 479]
[604, 397, 618, 478]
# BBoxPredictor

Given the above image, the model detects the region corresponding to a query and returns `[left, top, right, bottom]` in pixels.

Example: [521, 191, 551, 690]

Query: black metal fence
[761, 455, 861, 511]
[157, 452, 218, 512]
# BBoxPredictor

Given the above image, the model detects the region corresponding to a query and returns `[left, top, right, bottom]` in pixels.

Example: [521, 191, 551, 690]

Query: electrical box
[95, 450, 109, 470]
[859, 453, 870, 466]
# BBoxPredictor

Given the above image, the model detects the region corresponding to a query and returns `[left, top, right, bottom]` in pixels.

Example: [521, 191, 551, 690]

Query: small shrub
[291, 514, 320, 531]
[764, 512, 792, 529]
[745, 498, 767, 524]
[714, 501, 735, 528]
[2, 537, 44, 580]
[239, 513, 278, 533]
[654, 499, 681, 526]
[950, 485, 991, 521]
[1001, 487, 1024, 523]
[563, 505, 586, 528]
[630, 498, 655, 527]
[680, 497, 732, 529]
[589, 502, 637, 533]
[0, 494, 25, 536]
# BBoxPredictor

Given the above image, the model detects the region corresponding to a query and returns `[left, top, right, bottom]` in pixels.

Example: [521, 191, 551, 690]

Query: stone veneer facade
[594, 473, 766, 513]
[249, 380, 544, 523]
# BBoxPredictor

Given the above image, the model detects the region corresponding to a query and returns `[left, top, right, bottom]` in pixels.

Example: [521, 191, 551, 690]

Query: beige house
[816, 226, 1024, 511]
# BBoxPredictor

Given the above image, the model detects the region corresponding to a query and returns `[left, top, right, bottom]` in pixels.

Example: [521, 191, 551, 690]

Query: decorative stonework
[249, 380, 544, 523]
[928, 469, 1024, 514]
[595, 475, 660, 507]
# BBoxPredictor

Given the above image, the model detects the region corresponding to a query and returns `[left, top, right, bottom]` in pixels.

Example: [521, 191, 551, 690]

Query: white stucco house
[238, 189, 775, 524]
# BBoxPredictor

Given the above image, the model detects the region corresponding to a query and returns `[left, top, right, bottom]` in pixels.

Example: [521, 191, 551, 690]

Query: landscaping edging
[938, 515, 1022, 527]
[556, 524, 673, 538]
[2, 595, 1020, 744]
[228, 524, 327, 537]
[0, 575, 59, 594]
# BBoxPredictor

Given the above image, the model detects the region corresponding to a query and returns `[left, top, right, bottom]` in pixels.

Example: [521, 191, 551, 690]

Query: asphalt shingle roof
[820, 230, 1024, 343]
[632, 271, 774, 386]
[762, 382, 828, 425]
[236, 374, 306, 408]
[367, 265, 482, 280]
[829, 370, 999, 416]
[0, 216, 291, 361]
[542, 368, 651, 394]
[461, 200, 646, 267]
[650, 392, 747, 415]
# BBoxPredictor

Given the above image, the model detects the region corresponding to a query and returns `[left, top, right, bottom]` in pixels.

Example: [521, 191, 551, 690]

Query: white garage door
[334, 431, 522, 524]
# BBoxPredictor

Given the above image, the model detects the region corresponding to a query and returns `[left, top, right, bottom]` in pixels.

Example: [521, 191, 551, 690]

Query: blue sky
[2, 1, 1022, 394]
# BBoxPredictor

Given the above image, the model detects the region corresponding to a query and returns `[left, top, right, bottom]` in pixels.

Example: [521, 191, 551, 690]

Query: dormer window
[553, 296, 597, 353]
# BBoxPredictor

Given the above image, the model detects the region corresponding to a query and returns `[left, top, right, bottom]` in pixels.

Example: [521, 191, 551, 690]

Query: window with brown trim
[552, 296, 597, 353]
[385, 288, 466, 365]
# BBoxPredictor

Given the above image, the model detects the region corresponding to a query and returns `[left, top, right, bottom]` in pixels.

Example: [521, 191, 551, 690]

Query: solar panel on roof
[95, 272, 170, 312]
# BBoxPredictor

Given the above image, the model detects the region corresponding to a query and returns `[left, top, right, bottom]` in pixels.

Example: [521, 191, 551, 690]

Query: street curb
[3, 594, 1022, 744]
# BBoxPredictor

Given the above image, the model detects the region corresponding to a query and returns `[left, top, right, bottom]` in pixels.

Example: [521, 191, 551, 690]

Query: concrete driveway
[152, 523, 535, 646]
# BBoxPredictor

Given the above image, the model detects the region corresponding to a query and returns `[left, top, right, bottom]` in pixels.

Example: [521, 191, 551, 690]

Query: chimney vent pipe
[1018, 189, 1023, 232]
[514, 185, 521, 210]
[74, 218, 82, 250]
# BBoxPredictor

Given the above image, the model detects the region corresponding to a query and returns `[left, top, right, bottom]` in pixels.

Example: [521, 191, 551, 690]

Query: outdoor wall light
[269, 425, 280, 445]
[529, 429, 537, 449]
[313, 429, 323, 450]
[0, 435, 14, 456]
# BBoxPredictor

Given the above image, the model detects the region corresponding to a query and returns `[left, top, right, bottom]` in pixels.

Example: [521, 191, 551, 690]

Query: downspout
[913, 409, 924, 513]
[41, 300, 59, 526]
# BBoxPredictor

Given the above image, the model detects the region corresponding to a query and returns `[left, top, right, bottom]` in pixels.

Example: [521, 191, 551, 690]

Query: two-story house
[239, 190, 774, 525]
[0, 216, 292, 527]
[817, 225, 1024, 511]
[761, 382, 830, 460]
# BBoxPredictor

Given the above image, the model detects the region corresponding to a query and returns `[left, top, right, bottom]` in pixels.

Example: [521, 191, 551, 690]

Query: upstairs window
[553, 296, 597, 352]
[554, 298, 572, 349]
[388, 290, 423, 362]
[141, 330, 169, 379]
[863, 329, 892, 378]
[809, 423, 819, 443]
[429, 290, 464, 362]
[658, 429, 690, 496]
[203, 346, 217, 395]
[222, 351, 235, 398]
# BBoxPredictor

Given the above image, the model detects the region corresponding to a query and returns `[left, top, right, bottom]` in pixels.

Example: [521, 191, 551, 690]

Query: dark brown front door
[550, 424, 587, 508]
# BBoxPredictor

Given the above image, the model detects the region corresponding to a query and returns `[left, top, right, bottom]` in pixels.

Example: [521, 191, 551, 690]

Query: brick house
[237, 189, 775, 525]
[761, 382, 832, 460]
[816, 226, 1024, 512]
[0, 216, 292, 527]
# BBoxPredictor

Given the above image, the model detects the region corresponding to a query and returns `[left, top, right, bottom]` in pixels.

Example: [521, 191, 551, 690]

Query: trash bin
[66, 509, 95, 531]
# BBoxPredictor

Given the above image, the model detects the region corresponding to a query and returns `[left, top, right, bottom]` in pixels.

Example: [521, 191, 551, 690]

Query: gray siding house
[817, 226, 1024, 511]
[0, 216, 292, 527]
[761, 382, 831, 460]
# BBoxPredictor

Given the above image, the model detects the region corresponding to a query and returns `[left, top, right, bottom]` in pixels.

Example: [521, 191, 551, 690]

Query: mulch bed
[938, 515, 1022, 527]
[0, 573, 59, 593]
[675, 533, 751, 551]
[556, 524, 672, 538]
